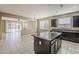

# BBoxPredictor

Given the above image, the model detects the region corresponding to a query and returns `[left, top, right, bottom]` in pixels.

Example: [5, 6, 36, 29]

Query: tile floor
[0, 32, 34, 54]
[58, 40, 79, 54]
[0, 32, 79, 54]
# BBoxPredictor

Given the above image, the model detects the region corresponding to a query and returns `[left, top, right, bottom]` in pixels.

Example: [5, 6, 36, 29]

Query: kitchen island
[33, 32, 62, 54]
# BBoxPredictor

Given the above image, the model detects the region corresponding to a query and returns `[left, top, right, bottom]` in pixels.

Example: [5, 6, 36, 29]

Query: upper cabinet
[73, 16, 79, 27]
[51, 19, 57, 27]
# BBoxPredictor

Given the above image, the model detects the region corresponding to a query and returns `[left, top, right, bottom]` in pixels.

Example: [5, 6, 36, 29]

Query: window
[57, 17, 71, 28]
[6, 21, 22, 32]
[40, 20, 49, 29]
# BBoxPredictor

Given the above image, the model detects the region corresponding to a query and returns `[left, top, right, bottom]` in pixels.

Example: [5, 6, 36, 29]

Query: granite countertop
[51, 28, 79, 33]
[33, 31, 61, 41]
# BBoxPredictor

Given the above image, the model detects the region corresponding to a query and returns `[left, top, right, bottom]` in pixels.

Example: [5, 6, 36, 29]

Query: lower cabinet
[62, 32, 79, 43]
[57, 39, 62, 50]
[34, 37, 50, 54]
[51, 38, 62, 54]
[51, 44, 55, 54]
[34, 36, 62, 54]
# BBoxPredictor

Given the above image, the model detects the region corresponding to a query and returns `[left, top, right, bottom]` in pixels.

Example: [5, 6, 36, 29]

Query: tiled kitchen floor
[0, 32, 79, 54]
[58, 40, 79, 54]
[0, 32, 34, 54]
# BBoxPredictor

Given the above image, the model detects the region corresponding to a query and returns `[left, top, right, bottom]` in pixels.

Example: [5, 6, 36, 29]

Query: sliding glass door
[6, 21, 22, 32]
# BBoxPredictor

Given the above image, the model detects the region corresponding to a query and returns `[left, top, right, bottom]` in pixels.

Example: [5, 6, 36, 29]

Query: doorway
[5, 21, 22, 41]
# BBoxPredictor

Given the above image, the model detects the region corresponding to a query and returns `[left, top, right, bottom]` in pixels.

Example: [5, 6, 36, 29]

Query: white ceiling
[0, 4, 79, 19]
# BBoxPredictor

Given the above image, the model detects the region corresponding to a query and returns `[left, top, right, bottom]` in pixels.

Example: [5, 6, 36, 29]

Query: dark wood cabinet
[57, 38, 61, 50]
[51, 19, 57, 27]
[51, 38, 62, 54]
[33, 32, 62, 54]
[73, 16, 79, 27]
[62, 32, 79, 43]
[51, 43, 55, 54]
[34, 37, 50, 54]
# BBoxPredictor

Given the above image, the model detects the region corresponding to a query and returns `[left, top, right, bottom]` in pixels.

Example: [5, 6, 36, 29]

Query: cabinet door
[51, 38, 62, 54]
[73, 16, 79, 27]
[51, 39, 58, 54]
[57, 38, 62, 50]
[51, 43, 55, 54]
[34, 37, 50, 54]
[54, 40, 58, 53]
[51, 19, 57, 27]
[74, 33, 79, 43]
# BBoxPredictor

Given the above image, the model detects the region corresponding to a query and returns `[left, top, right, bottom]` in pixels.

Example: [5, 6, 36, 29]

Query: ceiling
[0, 4, 79, 19]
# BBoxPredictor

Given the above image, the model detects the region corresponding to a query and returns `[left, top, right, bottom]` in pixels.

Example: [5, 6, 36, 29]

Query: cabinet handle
[39, 41, 42, 45]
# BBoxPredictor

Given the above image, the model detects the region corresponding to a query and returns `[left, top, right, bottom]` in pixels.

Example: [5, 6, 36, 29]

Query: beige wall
[21, 20, 37, 35]
[0, 17, 5, 39]
[0, 20, 5, 33]
[37, 11, 79, 32]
